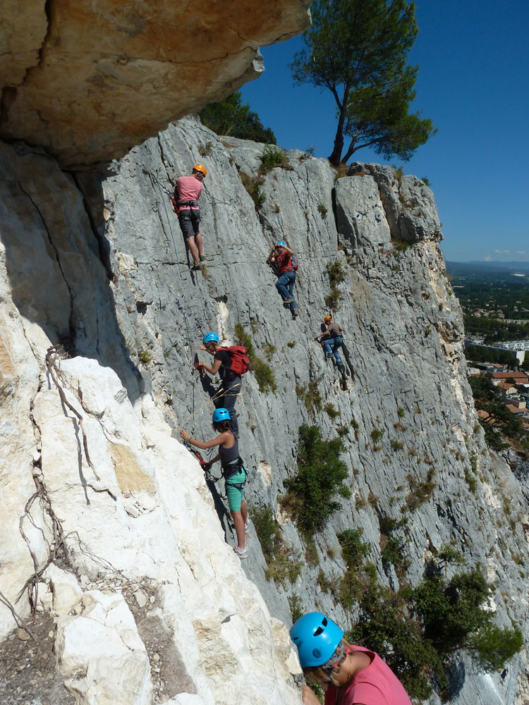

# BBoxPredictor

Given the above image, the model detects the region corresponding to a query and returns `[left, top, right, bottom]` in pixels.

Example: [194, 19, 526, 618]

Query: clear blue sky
[241, 0, 529, 263]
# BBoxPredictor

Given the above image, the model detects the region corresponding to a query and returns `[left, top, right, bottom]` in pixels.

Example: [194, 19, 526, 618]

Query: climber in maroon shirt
[267, 240, 299, 317]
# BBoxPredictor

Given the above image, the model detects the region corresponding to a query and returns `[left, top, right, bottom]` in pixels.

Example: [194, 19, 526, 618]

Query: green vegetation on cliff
[199, 91, 276, 144]
[282, 425, 351, 537]
[343, 549, 522, 700]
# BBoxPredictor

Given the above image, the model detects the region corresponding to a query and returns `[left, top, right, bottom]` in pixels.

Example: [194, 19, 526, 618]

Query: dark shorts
[178, 208, 201, 238]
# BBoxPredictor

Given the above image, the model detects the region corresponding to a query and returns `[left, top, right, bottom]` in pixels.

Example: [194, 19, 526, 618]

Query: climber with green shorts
[180, 408, 249, 559]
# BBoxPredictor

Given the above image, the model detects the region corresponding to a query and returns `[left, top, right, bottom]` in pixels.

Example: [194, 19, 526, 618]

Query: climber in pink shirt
[175, 164, 206, 270]
[290, 612, 412, 705]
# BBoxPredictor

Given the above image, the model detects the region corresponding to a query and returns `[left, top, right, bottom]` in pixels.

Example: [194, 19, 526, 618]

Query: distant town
[447, 261, 529, 453]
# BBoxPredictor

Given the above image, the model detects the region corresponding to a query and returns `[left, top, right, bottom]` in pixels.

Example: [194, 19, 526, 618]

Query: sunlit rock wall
[1, 116, 528, 703]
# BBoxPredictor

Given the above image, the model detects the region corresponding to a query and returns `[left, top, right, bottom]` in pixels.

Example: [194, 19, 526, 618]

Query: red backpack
[218, 346, 250, 375]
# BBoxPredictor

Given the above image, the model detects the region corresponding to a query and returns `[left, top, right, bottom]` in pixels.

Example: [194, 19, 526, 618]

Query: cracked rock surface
[0, 119, 528, 704]
[0, 0, 310, 166]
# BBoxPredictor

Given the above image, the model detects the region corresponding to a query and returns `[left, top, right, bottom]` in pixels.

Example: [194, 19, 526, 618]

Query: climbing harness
[178, 200, 199, 208]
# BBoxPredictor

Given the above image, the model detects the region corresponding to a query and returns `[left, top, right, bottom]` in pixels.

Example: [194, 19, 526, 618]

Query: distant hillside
[447, 261, 529, 282]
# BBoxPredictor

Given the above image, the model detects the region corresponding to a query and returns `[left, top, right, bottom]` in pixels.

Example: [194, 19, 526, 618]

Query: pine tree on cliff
[290, 0, 437, 165]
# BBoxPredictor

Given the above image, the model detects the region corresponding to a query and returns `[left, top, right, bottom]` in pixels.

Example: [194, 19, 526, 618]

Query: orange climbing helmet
[324, 315, 332, 322]
[193, 163, 207, 178]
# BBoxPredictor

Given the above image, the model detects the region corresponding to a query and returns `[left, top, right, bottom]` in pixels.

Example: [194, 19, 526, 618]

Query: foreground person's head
[290, 612, 351, 687]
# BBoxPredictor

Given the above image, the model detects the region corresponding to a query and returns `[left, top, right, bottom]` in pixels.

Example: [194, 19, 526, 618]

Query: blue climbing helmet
[277, 240, 287, 247]
[290, 612, 344, 668]
[203, 332, 219, 344]
[212, 408, 231, 423]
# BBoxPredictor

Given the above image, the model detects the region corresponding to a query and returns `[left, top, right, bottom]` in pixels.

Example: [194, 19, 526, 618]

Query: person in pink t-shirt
[290, 612, 412, 705]
[175, 163, 206, 270]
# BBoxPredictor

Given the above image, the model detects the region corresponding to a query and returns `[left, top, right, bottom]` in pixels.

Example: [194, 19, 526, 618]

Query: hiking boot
[245, 523, 250, 535]
[283, 297, 294, 304]
[291, 309, 299, 317]
[234, 546, 248, 559]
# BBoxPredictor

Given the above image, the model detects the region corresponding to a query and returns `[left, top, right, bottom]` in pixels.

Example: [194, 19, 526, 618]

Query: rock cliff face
[1, 119, 529, 705]
[0, 0, 310, 166]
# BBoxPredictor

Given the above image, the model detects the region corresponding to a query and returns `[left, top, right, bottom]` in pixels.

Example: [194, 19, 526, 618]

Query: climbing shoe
[233, 546, 248, 559]
[199, 255, 206, 262]
[283, 297, 294, 304]
[292, 310, 299, 317]
[191, 263, 201, 271]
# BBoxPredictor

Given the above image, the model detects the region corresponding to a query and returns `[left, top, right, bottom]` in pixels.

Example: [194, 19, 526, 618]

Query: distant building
[496, 382, 518, 396]
[508, 399, 527, 410]
[494, 340, 529, 364]
[492, 372, 529, 388]
[505, 403, 526, 415]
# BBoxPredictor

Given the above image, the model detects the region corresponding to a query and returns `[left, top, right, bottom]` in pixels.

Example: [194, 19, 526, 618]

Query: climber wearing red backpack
[196, 332, 250, 437]
[267, 241, 299, 317]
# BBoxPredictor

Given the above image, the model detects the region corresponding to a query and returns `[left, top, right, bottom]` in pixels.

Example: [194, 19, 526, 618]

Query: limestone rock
[0, 0, 310, 166]
[56, 591, 153, 704]
[335, 175, 391, 250]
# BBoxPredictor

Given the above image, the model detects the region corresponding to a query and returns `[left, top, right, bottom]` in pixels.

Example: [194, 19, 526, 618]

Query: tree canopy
[290, 0, 436, 165]
[199, 91, 276, 144]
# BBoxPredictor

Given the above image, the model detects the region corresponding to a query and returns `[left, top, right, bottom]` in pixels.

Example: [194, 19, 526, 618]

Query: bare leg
[241, 500, 248, 526]
[231, 510, 245, 550]
[195, 232, 204, 258]
[187, 236, 199, 265]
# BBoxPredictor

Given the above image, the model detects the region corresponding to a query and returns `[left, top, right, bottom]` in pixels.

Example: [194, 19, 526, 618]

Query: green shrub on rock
[348, 583, 444, 700]
[250, 506, 301, 585]
[469, 624, 523, 671]
[282, 425, 350, 537]
[259, 146, 286, 172]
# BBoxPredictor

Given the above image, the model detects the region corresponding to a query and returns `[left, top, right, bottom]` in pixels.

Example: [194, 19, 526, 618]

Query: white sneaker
[245, 523, 250, 535]
[234, 546, 248, 559]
